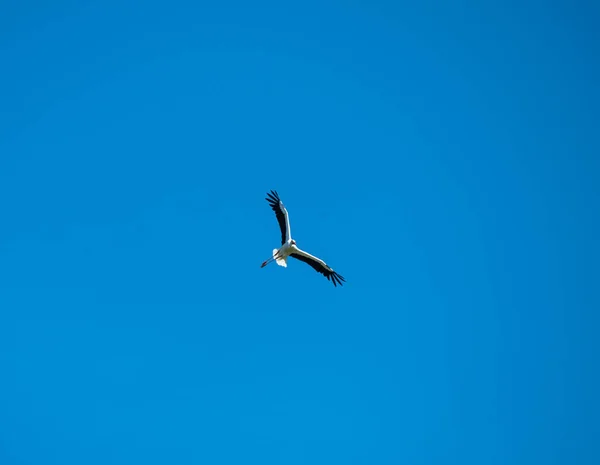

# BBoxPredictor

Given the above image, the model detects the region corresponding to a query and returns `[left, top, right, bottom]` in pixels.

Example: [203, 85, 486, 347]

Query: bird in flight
[260, 190, 345, 287]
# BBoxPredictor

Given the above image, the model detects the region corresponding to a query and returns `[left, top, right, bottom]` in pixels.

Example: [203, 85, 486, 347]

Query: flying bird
[260, 190, 346, 287]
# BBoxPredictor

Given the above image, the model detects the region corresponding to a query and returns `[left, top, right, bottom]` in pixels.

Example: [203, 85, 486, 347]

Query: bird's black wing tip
[324, 271, 343, 287]
[332, 272, 345, 287]
[266, 190, 281, 203]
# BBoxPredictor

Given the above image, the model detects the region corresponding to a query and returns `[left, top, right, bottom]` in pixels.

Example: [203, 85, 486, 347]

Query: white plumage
[260, 190, 345, 287]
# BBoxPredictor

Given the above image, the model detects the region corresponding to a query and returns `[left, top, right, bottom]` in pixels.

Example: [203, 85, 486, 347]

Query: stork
[260, 190, 346, 287]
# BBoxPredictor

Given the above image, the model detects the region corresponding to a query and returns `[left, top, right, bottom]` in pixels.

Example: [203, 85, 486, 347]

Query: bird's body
[268, 242, 308, 268]
[261, 190, 345, 287]
[272, 243, 292, 267]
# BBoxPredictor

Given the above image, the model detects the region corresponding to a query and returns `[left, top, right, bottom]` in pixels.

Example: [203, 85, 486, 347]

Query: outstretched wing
[290, 246, 345, 287]
[265, 190, 291, 245]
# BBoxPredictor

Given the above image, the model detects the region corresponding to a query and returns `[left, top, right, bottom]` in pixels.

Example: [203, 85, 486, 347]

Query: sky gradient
[1, 1, 598, 464]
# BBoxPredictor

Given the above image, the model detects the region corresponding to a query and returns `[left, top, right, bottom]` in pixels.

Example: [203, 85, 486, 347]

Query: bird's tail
[273, 249, 287, 267]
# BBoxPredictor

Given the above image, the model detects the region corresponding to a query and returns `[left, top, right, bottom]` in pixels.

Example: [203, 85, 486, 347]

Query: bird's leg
[261, 257, 276, 268]
[260, 250, 280, 268]
[261, 257, 274, 268]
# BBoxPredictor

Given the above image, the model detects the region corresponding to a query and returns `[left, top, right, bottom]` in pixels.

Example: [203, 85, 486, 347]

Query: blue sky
[1, 1, 598, 463]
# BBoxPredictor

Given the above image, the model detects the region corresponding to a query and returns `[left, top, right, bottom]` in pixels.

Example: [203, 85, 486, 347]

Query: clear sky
[1, 1, 598, 464]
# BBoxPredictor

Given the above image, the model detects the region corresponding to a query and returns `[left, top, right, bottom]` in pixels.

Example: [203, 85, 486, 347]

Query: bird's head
[291, 239, 297, 246]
